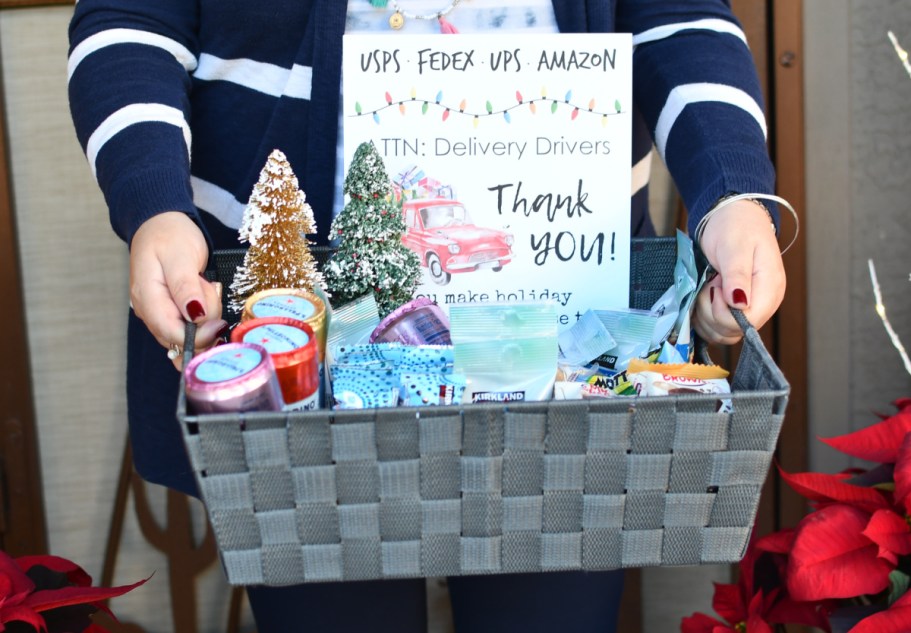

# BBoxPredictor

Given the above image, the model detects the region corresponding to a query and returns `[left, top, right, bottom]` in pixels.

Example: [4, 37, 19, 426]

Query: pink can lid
[184, 342, 274, 393]
[370, 297, 451, 344]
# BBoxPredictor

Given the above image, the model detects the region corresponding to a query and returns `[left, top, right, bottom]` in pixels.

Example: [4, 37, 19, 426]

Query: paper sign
[342, 33, 632, 330]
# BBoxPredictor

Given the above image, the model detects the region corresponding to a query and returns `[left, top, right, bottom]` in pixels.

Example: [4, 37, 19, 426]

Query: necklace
[384, 0, 464, 33]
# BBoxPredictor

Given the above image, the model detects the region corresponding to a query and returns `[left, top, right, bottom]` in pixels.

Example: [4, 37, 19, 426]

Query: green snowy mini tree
[229, 149, 325, 313]
[324, 142, 421, 317]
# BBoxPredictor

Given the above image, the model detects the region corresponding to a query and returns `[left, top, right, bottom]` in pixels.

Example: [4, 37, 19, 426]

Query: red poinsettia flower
[777, 466, 890, 513]
[681, 535, 789, 633]
[784, 410, 911, 602]
[0, 550, 146, 633]
[892, 431, 911, 515]
[749, 530, 834, 630]
[787, 504, 895, 601]
[681, 589, 776, 633]
[820, 402, 911, 464]
[683, 399, 911, 633]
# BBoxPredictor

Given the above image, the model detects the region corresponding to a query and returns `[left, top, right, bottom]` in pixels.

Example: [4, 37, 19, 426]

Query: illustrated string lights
[352, 88, 623, 127]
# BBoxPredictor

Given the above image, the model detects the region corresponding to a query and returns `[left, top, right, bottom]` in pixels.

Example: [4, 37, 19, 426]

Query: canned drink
[242, 288, 327, 362]
[184, 342, 283, 414]
[231, 317, 320, 411]
[370, 296, 451, 346]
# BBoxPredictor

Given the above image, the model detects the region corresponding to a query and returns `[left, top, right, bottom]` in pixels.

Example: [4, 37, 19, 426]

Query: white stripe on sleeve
[86, 103, 191, 178]
[194, 54, 313, 100]
[284, 64, 314, 100]
[632, 18, 748, 47]
[191, 176, 247, 229]
[654, 83, 767, 159]
[68, 28, 197, 81]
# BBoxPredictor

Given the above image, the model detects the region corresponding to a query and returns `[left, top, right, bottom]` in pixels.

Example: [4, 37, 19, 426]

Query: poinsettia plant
[0, 550, 146, 633]
[682, 30, 911, 633]
[681, 398, 911, 633]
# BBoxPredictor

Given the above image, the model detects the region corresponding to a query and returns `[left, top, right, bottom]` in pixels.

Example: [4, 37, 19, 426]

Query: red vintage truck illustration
[401, 198, 514, 285]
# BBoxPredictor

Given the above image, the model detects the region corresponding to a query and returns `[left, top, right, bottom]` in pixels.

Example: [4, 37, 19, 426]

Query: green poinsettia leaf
[889, 570, 911, 605]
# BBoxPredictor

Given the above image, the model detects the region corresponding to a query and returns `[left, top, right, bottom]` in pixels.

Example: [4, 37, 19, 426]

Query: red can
[231, 316, 320, 411]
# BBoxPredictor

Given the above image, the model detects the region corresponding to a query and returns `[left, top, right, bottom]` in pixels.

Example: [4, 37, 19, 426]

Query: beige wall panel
[1, 6, 251, 632]
[847, 0, 911, 432]
[1, 6, 127, 557]
[805, 0, 911, 473]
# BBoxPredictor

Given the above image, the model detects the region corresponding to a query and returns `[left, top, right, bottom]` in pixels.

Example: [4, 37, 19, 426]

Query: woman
[67, 1, 787, 630]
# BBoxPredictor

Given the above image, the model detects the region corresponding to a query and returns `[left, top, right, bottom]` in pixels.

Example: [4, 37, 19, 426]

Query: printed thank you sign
[342, 33, 632, 330]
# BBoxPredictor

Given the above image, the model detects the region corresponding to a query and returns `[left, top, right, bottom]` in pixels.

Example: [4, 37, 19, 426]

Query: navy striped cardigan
[67, 0, 777, 494]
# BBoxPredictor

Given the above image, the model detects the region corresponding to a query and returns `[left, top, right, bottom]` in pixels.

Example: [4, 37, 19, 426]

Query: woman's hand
[130, 212, 227, 369]
[693, 199, 786, 345]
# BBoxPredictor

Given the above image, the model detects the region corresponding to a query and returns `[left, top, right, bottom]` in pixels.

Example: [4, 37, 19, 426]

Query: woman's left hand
[693, 199, 787, 345]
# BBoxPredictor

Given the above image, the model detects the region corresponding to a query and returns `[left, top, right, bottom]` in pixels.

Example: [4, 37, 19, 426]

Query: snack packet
[586, 368, 635, 396]
[627, 359, 732, 411]
[451, 303, 558, 403]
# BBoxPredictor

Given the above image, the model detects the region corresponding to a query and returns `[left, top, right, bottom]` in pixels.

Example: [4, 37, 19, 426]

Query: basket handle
[694, 306, 753, 364]
[182, 320, 198, 369]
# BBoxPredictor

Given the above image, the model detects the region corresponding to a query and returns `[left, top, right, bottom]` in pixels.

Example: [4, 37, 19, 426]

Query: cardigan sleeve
[616, 0, 779, 232]
[68, 0, 201, 245]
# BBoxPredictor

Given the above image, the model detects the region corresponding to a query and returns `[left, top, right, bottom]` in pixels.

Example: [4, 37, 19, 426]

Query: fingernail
[710, 287, 715, 303]
[733, 289, 748, 306]
[186, 300, 206, 321]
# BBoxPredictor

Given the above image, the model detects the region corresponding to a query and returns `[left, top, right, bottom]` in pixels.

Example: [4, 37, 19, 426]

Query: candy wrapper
[586, 368, 635, 396]
[648, 230, 702, 361]
[399, 373, 467, 406]
[627, 359, 732, 411]
[558, 310, 617, 366]
[592, 308, 662, 371]
[328, 342, 459, 409]
[332, 381, 399, 409]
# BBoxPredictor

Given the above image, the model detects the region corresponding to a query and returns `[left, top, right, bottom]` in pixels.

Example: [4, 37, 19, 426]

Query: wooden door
[731, 0, 809, 537]
[0, 55, 48, 556]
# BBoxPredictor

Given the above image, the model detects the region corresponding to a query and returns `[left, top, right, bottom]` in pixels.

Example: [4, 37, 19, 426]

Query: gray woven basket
[177, 237, 789, 586]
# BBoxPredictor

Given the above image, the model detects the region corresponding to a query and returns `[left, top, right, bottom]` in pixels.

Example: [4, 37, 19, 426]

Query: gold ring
[167, 344, 182, 360]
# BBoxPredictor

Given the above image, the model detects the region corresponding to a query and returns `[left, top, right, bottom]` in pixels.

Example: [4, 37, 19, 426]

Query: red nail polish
[733, 289, 748, 306]
[710, 287, 715, 303]
[186, 300, 206, 321]
[216, 323, 232, 340]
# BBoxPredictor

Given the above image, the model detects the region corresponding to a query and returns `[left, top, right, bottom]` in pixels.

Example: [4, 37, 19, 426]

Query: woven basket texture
[178, 237, 789, 586]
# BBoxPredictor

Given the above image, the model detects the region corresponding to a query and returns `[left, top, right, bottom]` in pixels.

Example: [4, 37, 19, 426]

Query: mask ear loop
[693, 192, 800, 256]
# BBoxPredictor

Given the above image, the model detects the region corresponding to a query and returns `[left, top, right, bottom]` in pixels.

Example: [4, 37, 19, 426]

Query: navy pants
[246, 569, 624, 632]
